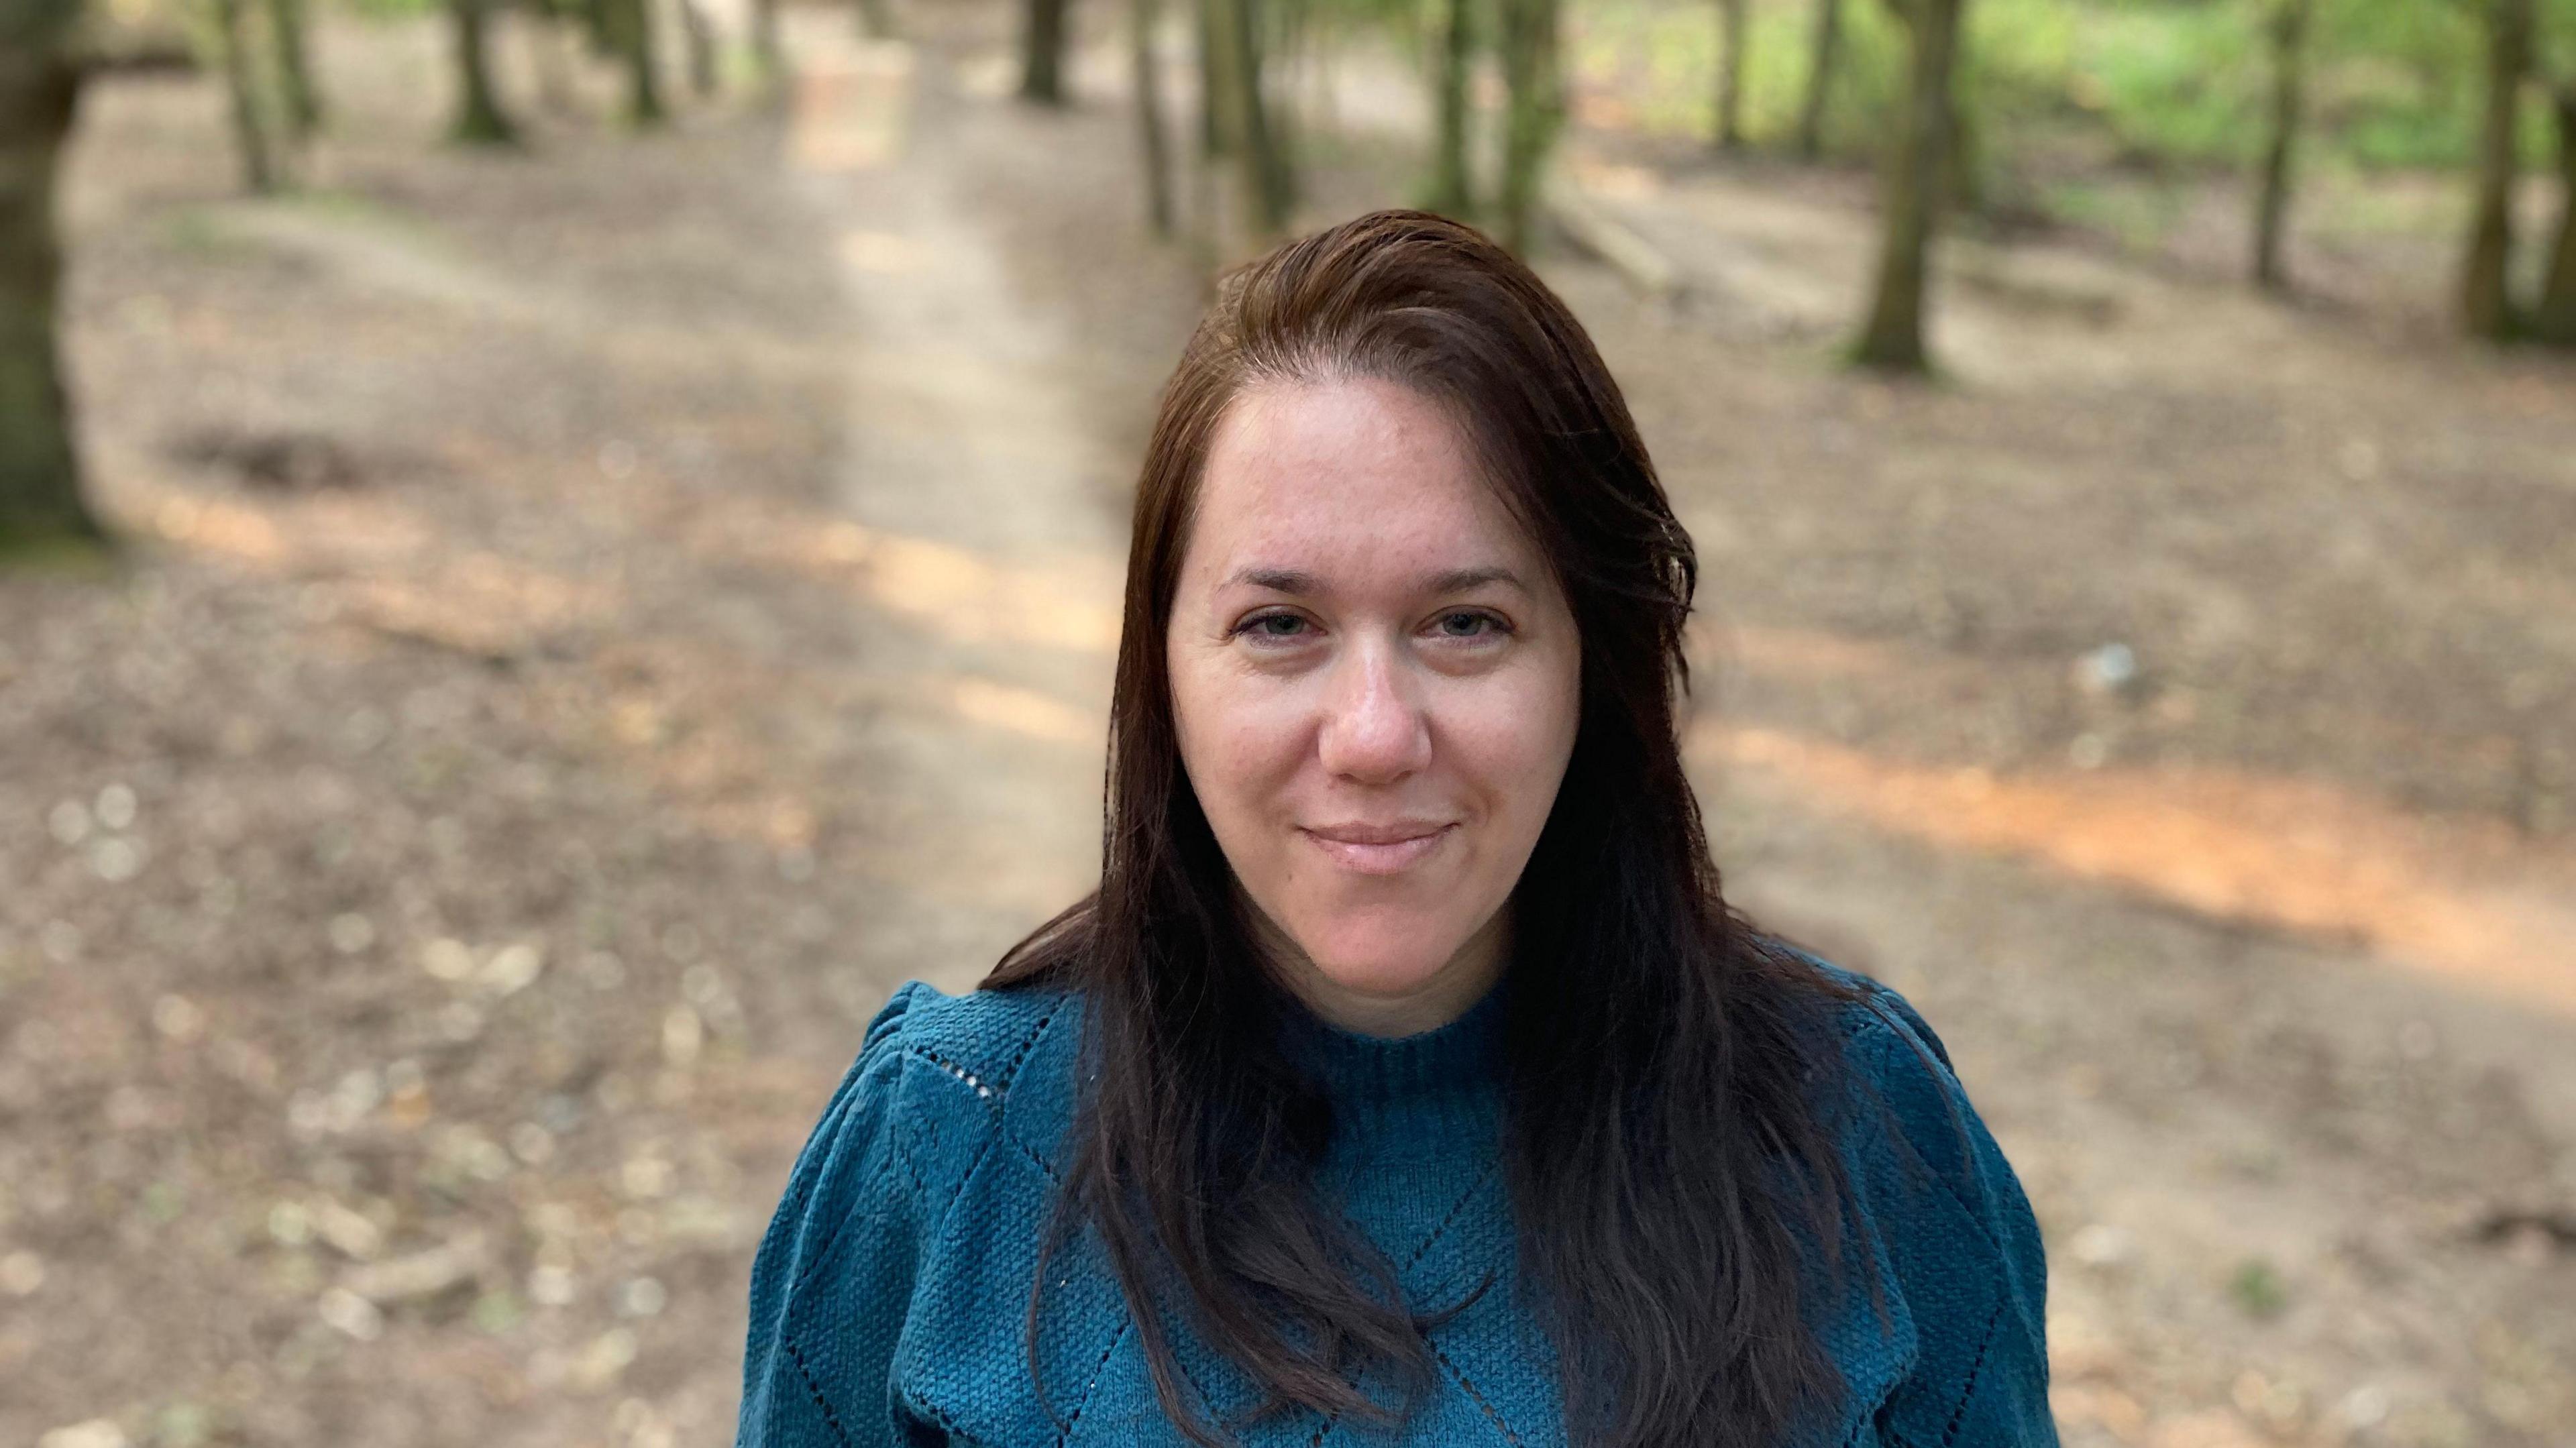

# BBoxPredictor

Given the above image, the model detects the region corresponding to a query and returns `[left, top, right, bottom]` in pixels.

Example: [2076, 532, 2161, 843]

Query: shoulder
[1764, 942, 2042, 1297]
[1772, 945, 2057, 1441]
[1766, 944, 1976, 1186]
[817, 978, 1088, 1213]
[870, 975, 1084, 1099]
[741, 981, 1089, 1442]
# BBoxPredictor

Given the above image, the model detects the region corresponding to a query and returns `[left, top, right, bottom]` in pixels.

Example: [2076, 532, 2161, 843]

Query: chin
[1295, 917, 1474, 999]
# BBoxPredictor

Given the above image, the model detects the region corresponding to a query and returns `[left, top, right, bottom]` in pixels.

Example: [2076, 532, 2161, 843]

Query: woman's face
[1167, 376, 1581, 1036]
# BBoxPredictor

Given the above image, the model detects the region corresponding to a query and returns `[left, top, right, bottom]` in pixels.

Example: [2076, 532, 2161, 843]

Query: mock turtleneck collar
[1279, 975, 1510, 1112]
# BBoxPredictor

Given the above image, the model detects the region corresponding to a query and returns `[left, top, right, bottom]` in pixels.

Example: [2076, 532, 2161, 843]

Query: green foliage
[1565, 0, 2552, 179]
[2048, 0, 2258, 163]
[341, 0, 441, 19]
[2550, 0, 2576, 81]
[1571, 0, 1908, 151]
[2229, 1256, 2290, 1319]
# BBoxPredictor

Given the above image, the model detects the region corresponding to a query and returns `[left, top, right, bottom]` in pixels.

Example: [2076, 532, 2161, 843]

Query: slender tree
[212, 0, 278, 190]
[1022, 0, 1071, 103]
[1133, 0, 1175, 235]
[449, 0, 521, 144]
[1427, 0, 1474, 215]
[1205, 0, 1291, 237]
[1796, 0, 1843, 160]
[1495, 0, 1561, 254]
[1269, 0, 1309, 184]
[1196, 0, 1224, 156]
[1943, 76, 1982, 210]
[1, 0, 105, 556]
[2535, 85, 2576, 343]
[1187, 0, 1224, 266]
[2463, 0, 2533, 339]
[266, 0, 323, 137]
[1713, 0, 1748, 150]
[610, 0, 665, 126]
[2252, 0, 2316, 290]
[1853, 0, 1966, 372]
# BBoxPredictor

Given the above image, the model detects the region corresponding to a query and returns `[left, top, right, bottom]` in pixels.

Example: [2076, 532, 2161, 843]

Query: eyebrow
[1224, 565, 1529, 596]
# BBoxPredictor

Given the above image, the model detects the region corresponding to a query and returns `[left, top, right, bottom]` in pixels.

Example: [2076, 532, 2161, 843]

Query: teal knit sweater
[736, 961, 2055, 1446]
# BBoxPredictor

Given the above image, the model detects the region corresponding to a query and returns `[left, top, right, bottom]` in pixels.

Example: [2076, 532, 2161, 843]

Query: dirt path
[779, 17, 1126, 976]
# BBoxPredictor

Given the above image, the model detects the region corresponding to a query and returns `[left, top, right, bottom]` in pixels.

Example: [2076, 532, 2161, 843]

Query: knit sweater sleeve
[737, 981, 930, 1447]
[1848, 985, 2058, 1447]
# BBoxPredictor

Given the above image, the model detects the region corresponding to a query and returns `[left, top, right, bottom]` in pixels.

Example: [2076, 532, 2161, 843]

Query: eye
[1232, 611, 1314, 644]
[1430, 610, 1511, 640]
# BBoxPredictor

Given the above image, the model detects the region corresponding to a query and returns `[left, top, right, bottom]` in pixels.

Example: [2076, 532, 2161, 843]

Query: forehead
[1185, 376, 1536, 579]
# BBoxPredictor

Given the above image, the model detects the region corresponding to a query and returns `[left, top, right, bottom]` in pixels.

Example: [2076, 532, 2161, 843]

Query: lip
[1299, 821, 1456, 875]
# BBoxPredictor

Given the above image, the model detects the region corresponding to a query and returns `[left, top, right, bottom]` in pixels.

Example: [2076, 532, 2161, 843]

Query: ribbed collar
[1280, 976, 1510, 1113]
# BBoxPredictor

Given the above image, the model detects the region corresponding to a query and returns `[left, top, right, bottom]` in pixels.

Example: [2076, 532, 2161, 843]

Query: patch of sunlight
[944, 676, 1097, 746]
[1695, 722, 2576, 1016]
[800, 520, 1120, 655]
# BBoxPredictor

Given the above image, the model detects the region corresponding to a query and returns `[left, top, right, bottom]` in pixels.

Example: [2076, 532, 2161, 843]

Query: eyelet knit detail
[737, 968, 2059, 1448]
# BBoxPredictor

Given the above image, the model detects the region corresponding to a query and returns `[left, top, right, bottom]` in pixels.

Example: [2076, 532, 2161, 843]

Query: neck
[1248, 899, 1511, 1038]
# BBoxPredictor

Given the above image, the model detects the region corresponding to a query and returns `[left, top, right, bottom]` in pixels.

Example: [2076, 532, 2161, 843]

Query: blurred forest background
[2, 0, 2573, 1442]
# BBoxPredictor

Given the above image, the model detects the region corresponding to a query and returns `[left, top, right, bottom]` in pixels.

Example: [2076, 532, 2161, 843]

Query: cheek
[1169, 653, 1305, 822]
[1447, 655, 1580, 822]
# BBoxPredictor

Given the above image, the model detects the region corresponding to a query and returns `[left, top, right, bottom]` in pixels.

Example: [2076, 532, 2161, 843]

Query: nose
[1316, 635, 1432, 784]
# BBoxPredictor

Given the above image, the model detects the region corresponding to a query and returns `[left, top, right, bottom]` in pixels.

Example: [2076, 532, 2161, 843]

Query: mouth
[1299, 822, 1456, 876]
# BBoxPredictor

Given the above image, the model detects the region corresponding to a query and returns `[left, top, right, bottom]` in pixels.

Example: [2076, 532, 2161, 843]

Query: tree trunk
[1428, 0, 1474, 215]
[1196, 0, 1224, 156]
[679, 0, 718, 98]
[0, 10, 103, 555]
[612, 0, 666, 127]
[2251, 0, 2313, 292]
[2533, 88, 2576, 346]
[1853, 0, 1964, 373]
[1205, 0, 1290, 238]
[1496, 0, 1561, 256]
[855, 0, 897, 39]
[1187, 0, 1222, 267]
[1795, 0, 1841, 160]
[1943, 78, 1980, 211]
[213, 0, 279, 192]
[450, 0, 521, 144]
[1022, 0, 1070, 104]
[1269, 0, 1306, 188]
[266, 0, 325, 137]
[2462, 0, 2532, 340]
[1132, 0, 1175, 235]
[1714, 0, 1747, 151]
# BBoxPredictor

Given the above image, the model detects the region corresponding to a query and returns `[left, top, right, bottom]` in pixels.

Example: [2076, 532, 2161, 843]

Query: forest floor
[3, 3, 2573, 1447]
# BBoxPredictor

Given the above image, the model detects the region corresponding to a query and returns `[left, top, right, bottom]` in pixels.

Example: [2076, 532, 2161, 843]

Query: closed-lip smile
[1299, 820, 1455, 875]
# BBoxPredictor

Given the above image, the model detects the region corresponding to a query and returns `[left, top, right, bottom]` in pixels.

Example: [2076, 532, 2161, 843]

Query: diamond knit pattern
[737, 960, 2057, 1447]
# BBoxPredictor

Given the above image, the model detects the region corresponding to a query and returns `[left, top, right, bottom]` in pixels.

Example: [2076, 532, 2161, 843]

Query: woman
[737, 211, 2054, 1447]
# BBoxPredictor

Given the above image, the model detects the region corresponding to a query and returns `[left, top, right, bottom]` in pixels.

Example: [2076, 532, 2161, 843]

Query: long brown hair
[984, 209, 1872, 1448]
